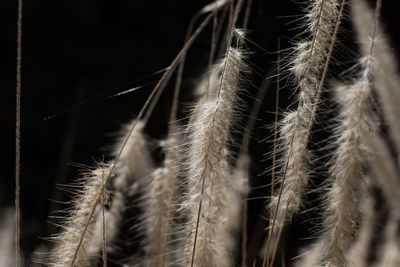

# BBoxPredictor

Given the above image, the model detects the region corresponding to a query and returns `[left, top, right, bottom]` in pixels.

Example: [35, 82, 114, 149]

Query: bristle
[32, 244, 50, 267]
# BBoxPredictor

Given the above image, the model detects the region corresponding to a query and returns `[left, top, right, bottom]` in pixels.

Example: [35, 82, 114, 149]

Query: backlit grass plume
[181, 46, 247, 267]
[264, 0, 345, 265]
[48, 120, 154, 266]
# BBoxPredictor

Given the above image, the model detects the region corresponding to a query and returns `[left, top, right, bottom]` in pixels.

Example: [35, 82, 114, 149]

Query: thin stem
[241, 193, 249, 267]
[102, 206, 107, 267]
[268, 221, 284, 267]
[101, 170, 107, 267]
[143, 14, 213, 123]
[272, 38, 281, 197]
[206, 0, 219, 99]
[215, 5, 230, 59]
[171, 12, 199, 124]
[368, 0, 382, 58]
[267, 40, 282, 267]
[15, 0, 23, 266]
[240, 68, 274, 156]
[217, 0, 244, 98]
[242, 0, 253, 31]
[190, 163, 208, 267]
[171, 0, 228, 124]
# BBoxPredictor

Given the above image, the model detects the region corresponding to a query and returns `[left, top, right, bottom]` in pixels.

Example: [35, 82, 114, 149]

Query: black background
[1, 0, 399, 265]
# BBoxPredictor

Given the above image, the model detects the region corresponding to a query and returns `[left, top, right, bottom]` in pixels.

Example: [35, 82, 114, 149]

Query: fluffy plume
[264, 4, 345, 266]
[141, 134, 182, 267]
[352, 0, 400, 153]
[296, 181, 377, 267]
[84, 169, 124, 262]
[112, 120, 155, 187]
[317, 75, 376, 266]
[49, 163, 113, 267]
[49, 120, 154, 266]
[352, 0, 400, 217]
[181, 47, 246, 267]
[314, 0, 385, 263]
[269, 0, 343, 229]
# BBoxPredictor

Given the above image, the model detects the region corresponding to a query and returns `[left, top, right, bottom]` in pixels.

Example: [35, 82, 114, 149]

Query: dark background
[1, 0, 399, 265]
